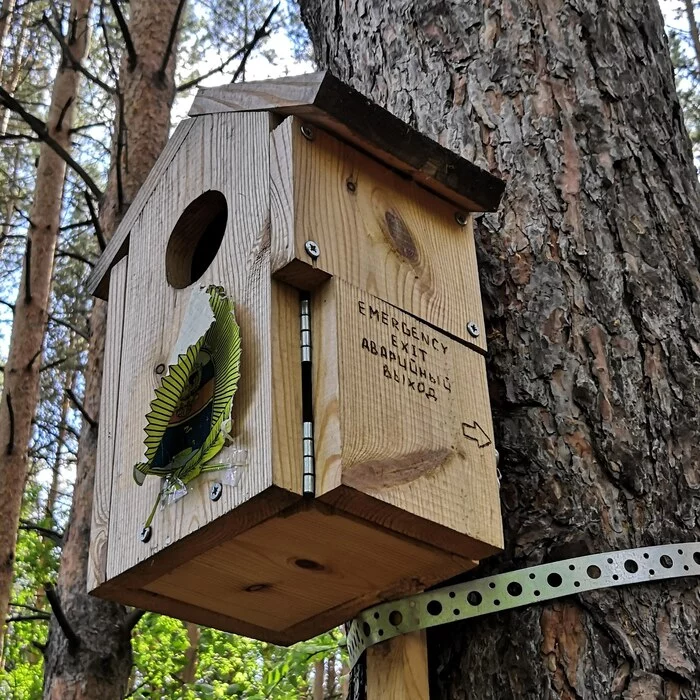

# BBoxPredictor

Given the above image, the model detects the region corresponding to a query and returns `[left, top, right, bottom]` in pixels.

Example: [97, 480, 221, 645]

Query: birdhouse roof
[88, 71, 505, 298]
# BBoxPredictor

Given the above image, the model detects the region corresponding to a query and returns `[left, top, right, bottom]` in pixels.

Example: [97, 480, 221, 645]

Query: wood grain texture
[141, 505, 474, 642]
[106, 111, 291, 581]
[276, 119, 487, 351]
[87, 118, 195, 299]
[366, 631, 429, 700]
[314, 278, 503, 559]
[190, 71, 505, 214]
[87, 257, 128, 593]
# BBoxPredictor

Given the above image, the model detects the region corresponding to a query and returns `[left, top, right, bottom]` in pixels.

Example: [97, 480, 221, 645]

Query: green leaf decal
[133, 285, 242, 525]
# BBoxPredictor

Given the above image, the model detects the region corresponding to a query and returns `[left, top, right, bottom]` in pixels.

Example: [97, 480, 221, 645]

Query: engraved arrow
[462, 421, 492, 448]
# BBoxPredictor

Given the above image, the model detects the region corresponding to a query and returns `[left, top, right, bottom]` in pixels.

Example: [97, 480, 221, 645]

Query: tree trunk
[41, 1, 182, 697]
[298, 1, 700, 698]
[0, 0, 16, 74]
[0, 0, 91, 651]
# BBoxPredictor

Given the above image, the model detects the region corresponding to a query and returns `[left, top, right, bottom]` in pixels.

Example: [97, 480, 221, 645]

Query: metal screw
[140, 526, 152, 543]
[304, 240, 320, 259]
[155, 363, 165, 375]
[346, 179, 357, 193]
[467, 321, 480, 338]
[455, 212, 468, 226]
[300, 124, 314, 141]
[209, 482, 222, 501]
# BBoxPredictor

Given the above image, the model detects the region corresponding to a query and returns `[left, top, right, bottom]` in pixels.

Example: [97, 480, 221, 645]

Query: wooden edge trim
[320, 485, 503, 561]
[192, 72, 506, 214]
[87, 118, 196, 299]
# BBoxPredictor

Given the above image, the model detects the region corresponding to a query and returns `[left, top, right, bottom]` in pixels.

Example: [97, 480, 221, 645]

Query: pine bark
[42, 1, 182, 697]
[298, 1, 700, 698]
[0, 0, 92, 651]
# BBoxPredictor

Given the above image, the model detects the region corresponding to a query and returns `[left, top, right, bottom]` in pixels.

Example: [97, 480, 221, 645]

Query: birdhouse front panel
[102, 112, 304, 585]
[87, 72, 505, 646]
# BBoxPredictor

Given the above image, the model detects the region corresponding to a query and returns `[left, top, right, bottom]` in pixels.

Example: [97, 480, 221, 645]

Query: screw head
[304, 240, 320, 259]
[467, 321, 480, 338]
[455, 212, 468, 226]
[300, 124, 314, 141]
[209, 482, 222, 501]
[139, 526, 152, 543]
[155, 363, 165, 375]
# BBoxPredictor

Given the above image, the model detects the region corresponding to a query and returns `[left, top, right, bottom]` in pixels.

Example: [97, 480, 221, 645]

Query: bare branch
[158, 0, 186, 80]
[24, 237, 31, 303]
[44, 584, 80, 651]
[56, 247, 94, 266]
[0, 85, 103, 199]
[47, 312, 89, 340]
[124, 608, 147, 632]
[84, 191, 106, 251]
[66, 387, 96, 429]
[19, 521, 64, 546]
[108, 0, 136, 69]
[177, 4, 279, 92]
[7, 614, 50, 622]
[230, 5, 279, 85]
[41, 15, 116, 94]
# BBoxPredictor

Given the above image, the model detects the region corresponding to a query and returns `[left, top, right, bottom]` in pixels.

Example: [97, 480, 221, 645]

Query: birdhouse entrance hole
[165, 189, 228, 288]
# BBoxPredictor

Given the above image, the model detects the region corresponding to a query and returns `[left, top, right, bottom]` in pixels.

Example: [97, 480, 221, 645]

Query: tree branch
[44, 584, 80, 651]
[66, 387, 96, 429]
[19, 521, 64, 546]
[176, 4, 279, 92]
[158, 0, 186, 80]
[84, 191, 106, 251]
[7, 614, 50, 622]
[41, 15, 116, 94]
[0, 86, 103, 199]
[56, 247, 94, 267]
[108, 0, 136, 69]
[124, 608, 147, 632]
[47, 312, 89, 340]
[230, 4, 279, 85]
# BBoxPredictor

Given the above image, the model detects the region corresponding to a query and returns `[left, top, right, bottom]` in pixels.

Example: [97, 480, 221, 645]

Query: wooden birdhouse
[87, 72, 506, 645]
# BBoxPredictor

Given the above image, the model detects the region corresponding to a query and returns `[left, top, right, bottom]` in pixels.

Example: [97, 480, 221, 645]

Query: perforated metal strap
[346, 542, 700, 667]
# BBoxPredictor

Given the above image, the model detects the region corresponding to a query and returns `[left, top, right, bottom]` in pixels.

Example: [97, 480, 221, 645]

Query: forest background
[0, 0, 698, 698]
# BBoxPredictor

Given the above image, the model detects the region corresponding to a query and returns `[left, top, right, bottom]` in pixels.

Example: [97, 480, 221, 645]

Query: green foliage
[128, 617, 344, 699]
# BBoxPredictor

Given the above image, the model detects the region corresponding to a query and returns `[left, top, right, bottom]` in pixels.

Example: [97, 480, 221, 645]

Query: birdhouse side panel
[88, 256, 129, 593]
[106, 111, 283, 582]
[272, 117, 487, 352]
[314, 279, 503, 559]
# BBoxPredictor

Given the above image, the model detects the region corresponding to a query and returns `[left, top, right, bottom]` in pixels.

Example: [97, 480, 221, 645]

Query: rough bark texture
[42, 1, 181, 697]
[298, 1, 700, 698]
[0, 0, 91, 651]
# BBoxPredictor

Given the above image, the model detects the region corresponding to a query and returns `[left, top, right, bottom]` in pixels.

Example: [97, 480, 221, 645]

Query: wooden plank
[270, 280, 303, 494]
[314, 279, 503, 560]
[140, 506, 474, 642]
[87, 256, 128, 593]
[191, 71, 505, 214]
[106, 112, 294, 580]
[87, 118, 195, 299]
[277, 119, 487, 351]
[366, 631, 430, 700]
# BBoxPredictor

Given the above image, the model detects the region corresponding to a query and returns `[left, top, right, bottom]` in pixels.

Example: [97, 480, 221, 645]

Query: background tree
[0, 0, 92, 651]
[297, 0, 700, 698]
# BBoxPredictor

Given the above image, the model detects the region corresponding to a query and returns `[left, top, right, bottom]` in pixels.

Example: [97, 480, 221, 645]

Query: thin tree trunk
[299, 1, 700, 698]
[684, 0, 700, 78]
[326, 653, 336, 698]
[0, 9, 27, 136]
[42, 1, 183, 697]
[181, 622, 200, 685]
[313, 660, 325, 700]
[0, 0, 16, 74]
[0, 0, 91, 651]
[46, 369, 75, 521]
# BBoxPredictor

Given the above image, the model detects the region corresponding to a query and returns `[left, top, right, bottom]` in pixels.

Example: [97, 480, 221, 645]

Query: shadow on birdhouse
[86, 72, 506, 645]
